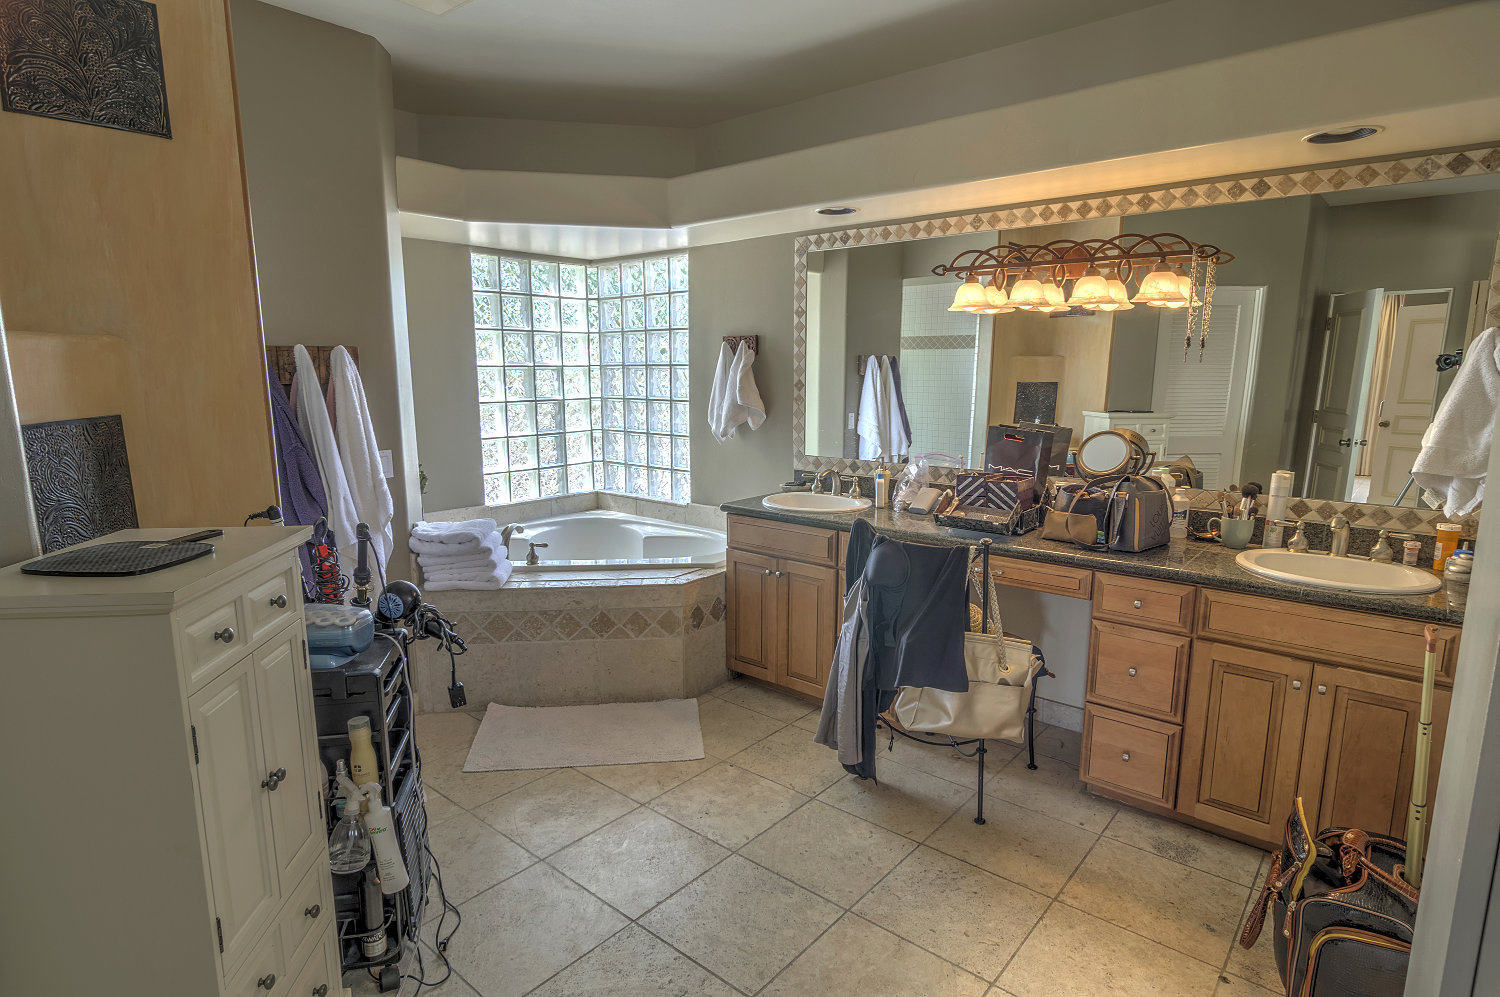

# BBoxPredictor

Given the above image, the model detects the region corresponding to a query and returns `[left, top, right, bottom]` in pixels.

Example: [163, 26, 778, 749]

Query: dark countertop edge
[721, 495, 1463, 627]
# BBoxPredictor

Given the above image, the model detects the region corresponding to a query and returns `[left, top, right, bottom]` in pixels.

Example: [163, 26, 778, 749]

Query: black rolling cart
[311, 634, 430, 993]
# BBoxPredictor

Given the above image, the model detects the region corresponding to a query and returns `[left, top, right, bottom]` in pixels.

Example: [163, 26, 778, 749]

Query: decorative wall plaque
[1014, 381, 1059, 424]
[0, 0, 171, 139]
[21, 415, 140, 553]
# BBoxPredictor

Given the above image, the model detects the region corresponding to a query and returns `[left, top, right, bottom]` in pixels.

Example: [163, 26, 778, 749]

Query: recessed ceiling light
[1302, 125, 1383, 145]
[394, 0, 476, 14]
[817, 206, 857, 215]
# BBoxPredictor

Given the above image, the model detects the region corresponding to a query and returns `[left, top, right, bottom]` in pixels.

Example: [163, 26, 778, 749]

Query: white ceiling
[263, 0, 1168, 125]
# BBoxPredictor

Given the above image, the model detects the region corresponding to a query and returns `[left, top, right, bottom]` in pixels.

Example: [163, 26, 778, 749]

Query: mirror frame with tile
[791, 143, 1500, 533]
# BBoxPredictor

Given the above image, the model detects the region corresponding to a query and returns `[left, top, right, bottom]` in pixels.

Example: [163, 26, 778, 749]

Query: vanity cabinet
[726, 517, 839, 698]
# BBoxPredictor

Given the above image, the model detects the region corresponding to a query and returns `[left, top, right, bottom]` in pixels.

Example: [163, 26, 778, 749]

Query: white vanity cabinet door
[254, 625, 323, 894]
[189, 655, 278, 976]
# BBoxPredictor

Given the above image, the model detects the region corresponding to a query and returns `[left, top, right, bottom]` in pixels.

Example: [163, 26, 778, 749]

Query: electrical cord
[368, 843, 461, 992]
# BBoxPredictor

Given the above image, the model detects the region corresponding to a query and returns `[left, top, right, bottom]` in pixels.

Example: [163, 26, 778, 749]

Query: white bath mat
[462, 700, 705, 771]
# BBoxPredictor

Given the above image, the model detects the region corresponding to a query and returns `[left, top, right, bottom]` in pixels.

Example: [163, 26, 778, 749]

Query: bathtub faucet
[502, 524, 524, 546]
[525, 541, 550, 566]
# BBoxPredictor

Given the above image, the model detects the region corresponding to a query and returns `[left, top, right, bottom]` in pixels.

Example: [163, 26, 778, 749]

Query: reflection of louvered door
[1151, 287, 1265, 490]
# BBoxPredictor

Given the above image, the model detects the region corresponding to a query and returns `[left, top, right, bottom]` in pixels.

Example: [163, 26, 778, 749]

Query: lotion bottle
[874, 466, 888, 508]
[347, 715, 378, 788]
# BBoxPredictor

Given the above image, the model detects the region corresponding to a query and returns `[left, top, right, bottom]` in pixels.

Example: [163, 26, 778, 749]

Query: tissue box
[955, 470, 1036, 515]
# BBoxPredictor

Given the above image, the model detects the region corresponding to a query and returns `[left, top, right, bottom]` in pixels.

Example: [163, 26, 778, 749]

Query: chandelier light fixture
[935, 233, 1233, 358]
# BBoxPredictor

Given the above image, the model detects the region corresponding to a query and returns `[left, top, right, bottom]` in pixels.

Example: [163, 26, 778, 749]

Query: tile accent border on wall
[791, 142, 1500, 530]
[448, 591, 726, 645]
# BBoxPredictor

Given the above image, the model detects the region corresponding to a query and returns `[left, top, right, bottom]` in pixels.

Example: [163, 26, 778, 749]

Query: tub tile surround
[427, 492, 727, 538]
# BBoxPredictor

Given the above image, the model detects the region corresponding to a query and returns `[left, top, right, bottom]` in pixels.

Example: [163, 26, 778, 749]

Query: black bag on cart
[1239, 798, 1417, 997]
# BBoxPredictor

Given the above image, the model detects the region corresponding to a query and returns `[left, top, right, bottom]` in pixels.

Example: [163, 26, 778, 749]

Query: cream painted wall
[408, 114, 694, 178]
[402, 238, 482, 512]
[231, 0, 422, 577]
[0, 323, 37, 565]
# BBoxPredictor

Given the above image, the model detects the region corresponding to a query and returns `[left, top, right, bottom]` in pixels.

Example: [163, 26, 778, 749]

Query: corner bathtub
[505, 510, 726, 572]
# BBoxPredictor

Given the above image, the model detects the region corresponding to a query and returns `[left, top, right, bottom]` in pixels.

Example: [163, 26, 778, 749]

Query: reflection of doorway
[1306, 290, 1382, 501]
[1360, 292, 1448, 504]
[1150, 286, 1264, 489]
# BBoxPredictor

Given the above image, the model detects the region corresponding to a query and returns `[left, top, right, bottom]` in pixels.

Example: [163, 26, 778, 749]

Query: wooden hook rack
[723, 335, 758, 354]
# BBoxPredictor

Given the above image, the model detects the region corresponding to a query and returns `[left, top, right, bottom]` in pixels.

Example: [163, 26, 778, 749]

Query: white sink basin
[762, 492, 872, 513]
[1235, 548, 1441, 596]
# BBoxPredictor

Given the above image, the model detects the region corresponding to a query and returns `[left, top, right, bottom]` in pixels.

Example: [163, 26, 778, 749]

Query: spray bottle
[360, 782, 410, 894]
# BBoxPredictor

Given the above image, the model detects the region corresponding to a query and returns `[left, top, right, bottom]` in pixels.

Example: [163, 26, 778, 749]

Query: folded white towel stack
[409, 520, 513, 590]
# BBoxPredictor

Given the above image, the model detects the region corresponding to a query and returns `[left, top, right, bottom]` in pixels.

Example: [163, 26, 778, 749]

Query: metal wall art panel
[22, 415, 140, 553]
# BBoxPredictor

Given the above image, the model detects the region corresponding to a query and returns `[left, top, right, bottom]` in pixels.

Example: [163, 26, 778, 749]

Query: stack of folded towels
[409, 518, 513, 591]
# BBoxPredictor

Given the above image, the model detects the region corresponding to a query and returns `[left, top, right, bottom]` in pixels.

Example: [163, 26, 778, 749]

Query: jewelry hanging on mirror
[1199, 260, 1217, 361]
[1184, 257, 1202, 360]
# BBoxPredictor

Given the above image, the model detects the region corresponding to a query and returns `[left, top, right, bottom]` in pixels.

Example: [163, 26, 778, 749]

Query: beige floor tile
[714, 679, 818, 722]
[640, 855, 840, 993]
[416, 710, 480, 759]
[985, 751, 1117, 833]
[792, 709, 823, 733]
[1104, 807, 1266, 887]
[1215, 975, 1281, 997]
[1031, 724, 1083, 765]
[730, 725, 849, 796]
[1225, 896, 1284, 992]
[471, 769, 635, 857]
[741, 799, 916, 907]
[878, 732, 1017, 789]
[549, 807, 729, 918]
[855, 847, 1049, 980]
[762, 913, 989, 997]
[575, 755, 719, 803]
[998, 904, 1223, 997]
[650, 762, 807, 848]
[425, 811, 535, 903]
[441, 864, 628, 997]
[817, 757, 974, 839]
[528, 925, 738, 997]
[1059, 837, 1249, 966]
[421, 787, 465, 828]
[346, 941, 481, 996]
[925, 800, 1097, 897]
[699, 680, 736, 699]
[421, 747, 554, 811]
[697, 696, 786, 757]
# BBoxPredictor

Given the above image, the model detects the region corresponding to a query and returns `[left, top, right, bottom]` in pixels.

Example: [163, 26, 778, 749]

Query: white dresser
[1081, 410, 1174, 461]
[0, 528, 344, 997]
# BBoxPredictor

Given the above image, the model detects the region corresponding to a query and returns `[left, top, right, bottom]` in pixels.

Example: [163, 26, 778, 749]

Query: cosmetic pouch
[955, 469, 1035, 515]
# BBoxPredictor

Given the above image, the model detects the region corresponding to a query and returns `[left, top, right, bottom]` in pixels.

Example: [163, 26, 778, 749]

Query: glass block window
[473, 250, 689, 504]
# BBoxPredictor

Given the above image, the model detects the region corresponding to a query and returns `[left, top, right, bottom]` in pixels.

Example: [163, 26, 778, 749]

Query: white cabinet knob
[1127, 667, 1137, 677]
[1121, 752, 1131, 762]
[1132, 600, 1143, 609]
[1292, 680, 1302, 690]
[1317, 684, 1327, 695]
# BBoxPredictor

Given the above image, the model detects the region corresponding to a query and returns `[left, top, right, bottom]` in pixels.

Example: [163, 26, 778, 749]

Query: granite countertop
[721, 495, 1464, 626]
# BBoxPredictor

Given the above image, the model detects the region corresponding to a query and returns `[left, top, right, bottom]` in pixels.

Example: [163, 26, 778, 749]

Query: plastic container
[306, 604, 375, 657]
[1444, 549, 1473, 610]
[1169, 487, 1189, 558]
[347, 715, 379, 787]
[1434, 524, 1462, 573]
[1403, 540, 1422, 567]
[874, 466, 889, 508]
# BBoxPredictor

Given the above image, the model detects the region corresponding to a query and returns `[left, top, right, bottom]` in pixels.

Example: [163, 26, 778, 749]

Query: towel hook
[723, 335, 758, 355]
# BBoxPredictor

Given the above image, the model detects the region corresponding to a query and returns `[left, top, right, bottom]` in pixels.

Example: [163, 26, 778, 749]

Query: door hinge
[215, 916, 224, 953]
[302, 638, 309, 670]
[191, 724, 199, 764]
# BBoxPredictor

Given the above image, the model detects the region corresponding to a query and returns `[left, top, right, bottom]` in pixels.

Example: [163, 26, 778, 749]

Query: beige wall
[0, 326, 37, 564]
[0, 0, 276, 531]
[231, 0, 422, 577]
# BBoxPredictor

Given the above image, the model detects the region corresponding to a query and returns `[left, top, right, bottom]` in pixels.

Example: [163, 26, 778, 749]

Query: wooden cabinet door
[726, 548, 778, 681]
[1179, 642, 1312, 842]
[188, 654, 277, 974]
[778, 559, 838, 698]
[1298, 665, 1451, 839]
[254, 625, 322, 893]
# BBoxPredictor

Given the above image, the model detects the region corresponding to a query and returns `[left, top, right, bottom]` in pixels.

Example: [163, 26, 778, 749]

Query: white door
[254, 624, 322, 894]
[188, 655, 277, 974]
[1306, 290, 1383, 501]
[1367, 301, 1447, 504]
[1152, 286, 1265, 489]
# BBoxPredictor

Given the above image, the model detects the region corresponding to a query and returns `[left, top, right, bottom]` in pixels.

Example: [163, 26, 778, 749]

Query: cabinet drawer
[279, 861, 333, 980]
[728, 515, 836, 565]
[1093, 573, 1195, 633]
[1087, 621, 1190, 721]
[181, 593, 246, 690]
[227, 924, 284, 997]
[286, 934, 337, 997]
[988, 556, 1093, 599]
[243, 558, 301, 646]
[1198, 588, 1460, 683]
[1082, 705, 1180, 806]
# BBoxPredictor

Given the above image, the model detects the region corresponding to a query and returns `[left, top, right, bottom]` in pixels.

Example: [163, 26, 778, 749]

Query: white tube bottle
[360, 783, 410, 894]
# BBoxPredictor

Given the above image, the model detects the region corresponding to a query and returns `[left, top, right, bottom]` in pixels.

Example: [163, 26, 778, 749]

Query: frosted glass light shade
[949, 275, 987, 311]
[1036, 279, 1066, 312]
[984, 278, 1010, 309]
[1133, 262, 1188, 305]
[1065, 267, 1114, 308]
[1098, 272, 1133, 311]
[1008, 270, 1048, 310]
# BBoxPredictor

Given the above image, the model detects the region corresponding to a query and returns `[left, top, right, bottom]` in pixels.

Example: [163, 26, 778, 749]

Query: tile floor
[350, 680, 1283, 997]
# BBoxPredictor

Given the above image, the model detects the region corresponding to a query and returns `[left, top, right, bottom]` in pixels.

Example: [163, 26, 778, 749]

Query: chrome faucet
[502, 524, 524, 546]
[814, 469, 846, 496]
[1329, 515, 1350, 557]
[1288, 521, 1310, 553]
[525, 541, 549, 566]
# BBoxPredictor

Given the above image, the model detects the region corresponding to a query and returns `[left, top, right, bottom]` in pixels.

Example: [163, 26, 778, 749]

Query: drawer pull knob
[774, 570, 784, 578]
[261, 767, 287, 791]
[1121, 752, 1131, 762]
[1292, 680, 1302, 690]
[304, 903, 320, 919]
[213, 626, 236, 643]
[257, 973, 276, 990]
[763, 568, 771, 576]
[1317, 684, 1327, 695]
[1132, 600, 1143, 609]
[1127, 667, 1137, 677]
[270, 594, 288, 608]
[313, 987, 328, 997]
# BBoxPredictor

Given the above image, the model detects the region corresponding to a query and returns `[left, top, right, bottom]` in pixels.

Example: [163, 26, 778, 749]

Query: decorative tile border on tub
[451, 594, 726, 645]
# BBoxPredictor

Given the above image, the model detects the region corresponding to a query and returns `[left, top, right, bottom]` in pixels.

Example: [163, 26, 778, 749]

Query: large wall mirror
[795, 159, 1500, 519]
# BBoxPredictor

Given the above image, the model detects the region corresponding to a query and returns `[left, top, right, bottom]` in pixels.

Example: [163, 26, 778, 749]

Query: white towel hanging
[291, 346, 360, 573]
[729, 342, 765, 434]
[1412, 326, 1499, 516]
[708, 342, 735, 443]
[328, 346, 394, 578]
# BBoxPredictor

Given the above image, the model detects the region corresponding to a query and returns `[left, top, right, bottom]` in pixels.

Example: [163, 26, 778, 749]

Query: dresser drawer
[242, 557, 302, 646]
[728, 515, 836, 565]
[181, 592, 247, 690]
[1088, 621, 1190, 721]
[989, 555, 1093, 599]
[279, 861, 333, 979]
[1093, 573, 1195, 633]
[226, 923, 284, 997]
[1082, 705, 1180, 806]
[286, 934, 337, 997]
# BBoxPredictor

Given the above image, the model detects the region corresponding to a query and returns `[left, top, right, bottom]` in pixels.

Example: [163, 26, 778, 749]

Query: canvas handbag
[889, 569, 1043, 742]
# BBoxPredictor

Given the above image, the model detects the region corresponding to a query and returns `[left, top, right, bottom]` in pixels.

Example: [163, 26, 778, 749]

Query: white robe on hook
[857, 355, 909, 459]
[290, 346, 360, 571]
[328, 346, 394, 579]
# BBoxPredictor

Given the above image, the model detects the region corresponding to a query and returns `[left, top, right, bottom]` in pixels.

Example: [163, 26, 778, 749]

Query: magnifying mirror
[1075, 429, 1151, 479]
